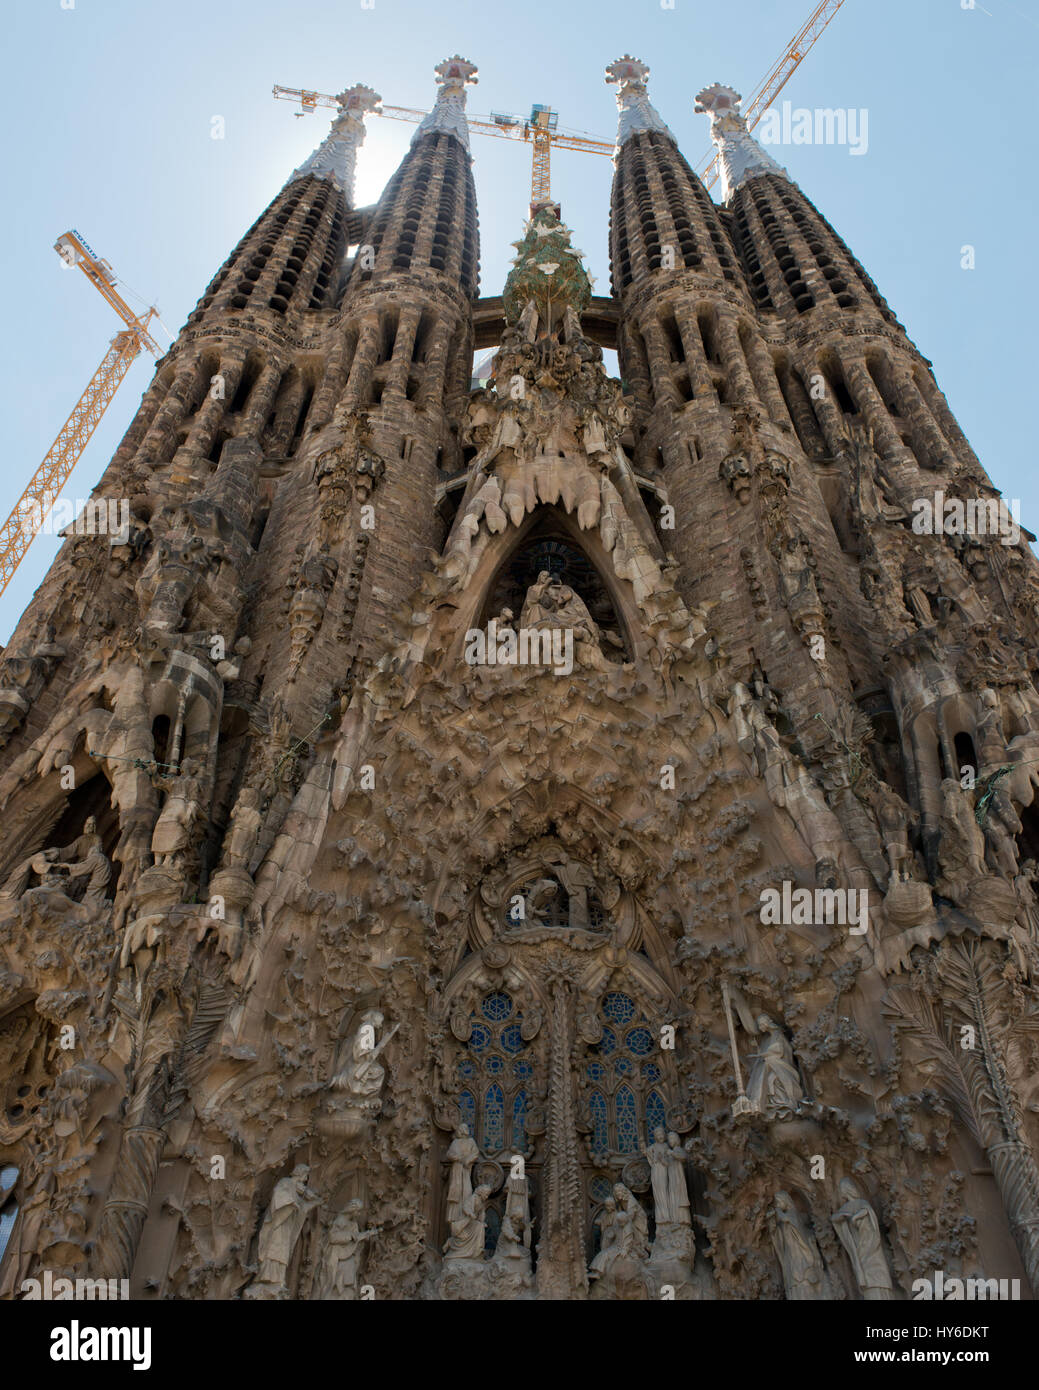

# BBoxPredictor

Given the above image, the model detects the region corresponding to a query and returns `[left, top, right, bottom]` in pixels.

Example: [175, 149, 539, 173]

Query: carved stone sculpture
[770, 1191, 827, 1300]
[832, 1178, 895, 1299]
[315, 1200, 380, 1299]
[745, 1015, 805, 1118]
[246, 1164, 320, 1298]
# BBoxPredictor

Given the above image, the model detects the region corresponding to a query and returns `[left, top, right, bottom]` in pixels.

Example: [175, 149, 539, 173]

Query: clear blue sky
[2, 0, 1036, 641]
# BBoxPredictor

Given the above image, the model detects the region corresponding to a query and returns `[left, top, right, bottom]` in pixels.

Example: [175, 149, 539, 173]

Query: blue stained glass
[590, 1090, 609, 1154]
[458, 1090, 476, 1133]
[481, 992, 513, 1022]
[626, 1027, 654, 1056]
[615, 1057, 632, 1076]
[642, 1063, 662, 1083]
[602, 992, 635, 1024]
[457, 1057, 475, 1079]
[500, 1023, 524, 1054]
[484, 1083, 505, 1150]
[616, 1085, 638, 1153]
[587, 1061, 605, 1081]
[485, 1053, 504, 1075]
[590, 1175, 613, 1204]
[597, 1026, 617, 1057]
[513, 1058, 533, 1079]
[512, 1090, 527, 1151]
[646, 1090, 667, 1139]
[468, 1023, 491, 1053]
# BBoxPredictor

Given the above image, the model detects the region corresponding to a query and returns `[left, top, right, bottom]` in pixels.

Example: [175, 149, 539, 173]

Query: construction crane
[0, 231, 160, 599]
[273, 84, 614, 214]
[276, 3, 845, 207]
[697, 0, 846, 189]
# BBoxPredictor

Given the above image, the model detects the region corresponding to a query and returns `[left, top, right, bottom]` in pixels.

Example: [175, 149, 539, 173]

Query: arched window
[583, 991, 668, 1159]
[455, 991, 533, 1157]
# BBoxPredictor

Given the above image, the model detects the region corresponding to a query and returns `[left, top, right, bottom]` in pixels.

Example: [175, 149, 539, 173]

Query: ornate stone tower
[2, 53, 1039, 1304]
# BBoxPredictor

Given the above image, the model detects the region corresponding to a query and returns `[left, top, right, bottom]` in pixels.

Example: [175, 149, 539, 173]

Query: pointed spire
[412, 56, 478, 151]
[695, 83, 791, 203]
[288, 84, 381, 202]
[604, 56, 675, 148]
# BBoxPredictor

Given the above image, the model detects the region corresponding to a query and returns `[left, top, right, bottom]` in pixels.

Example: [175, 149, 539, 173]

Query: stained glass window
[602, 993, 636, 1024]
[616, 1085, 638, 1153]
[583, 992, 670, 1156]
[512, 1091, 527, 1152]
[482, 992, 513, 1022]
[456, 991, 533, 1156]
[646, 1090, 667, 1138]
[484, 1083, 505, 1150]
[590, 1090, 609, 1154]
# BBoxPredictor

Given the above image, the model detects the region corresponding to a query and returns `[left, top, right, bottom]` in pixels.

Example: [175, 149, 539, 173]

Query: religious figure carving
[645, 1127, 691, 1237]
[770, 1191, 827, 1299]
[443, 1182, 492, 1262]
[519, 571, 617, 670]
[444, 1123, 480, 1232]
[1, 819, 111, 908]
[493, 1167, 532, 1277]
[330, 1010, 396, 1105]
[247, 1164, 320, 1297]
[745, 1014, 805, 1117]
[315, 1200, 380, 1299]
[220, 784, 263, 873]
[936, 777, 988, 891]
[150, 756, 206, 872]
[867, 781, 915, 884]
[589, 1182, 649, 1287]
[831, 1178, 895, 1299]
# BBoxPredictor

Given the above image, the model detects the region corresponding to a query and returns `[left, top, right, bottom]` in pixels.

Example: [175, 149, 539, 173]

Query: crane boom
[697, 0, 846, 189]
[0, 332, 142, 596]
[274, 84, 613, 211]
[0, 234, 160, 599]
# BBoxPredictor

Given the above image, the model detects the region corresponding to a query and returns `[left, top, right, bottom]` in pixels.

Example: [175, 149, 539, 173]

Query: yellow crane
[0, 232, 160, 599]
[697, 0, 846, 189]
[273, 84, 614, 214]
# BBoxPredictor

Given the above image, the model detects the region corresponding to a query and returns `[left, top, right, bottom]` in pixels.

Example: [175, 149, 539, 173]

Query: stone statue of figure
[937, 777, 988, 888]
[150, 756, 206, 870]
[57, 815, 111, 908]
[444, 1122, 480, 1230]
[494, 1168, 532, 1269]
[645, 1127, 691, 1231]
[330, 1010, 397, 1106]
[250, 1164, 320, 1295]
[745, 1015, 805, 1117]
[770, 1191, 827, 1300]
[444, 1182, 493, 1261]
[221, 784, 263, 872]
[589, 1183, 649, 1282]
[519, 570, 612, 669]
[1, 819, 110, 907]
[868, 781, 915, 884]
[316, 1199, 381, 1299]
[831, 1178, 895, 1300]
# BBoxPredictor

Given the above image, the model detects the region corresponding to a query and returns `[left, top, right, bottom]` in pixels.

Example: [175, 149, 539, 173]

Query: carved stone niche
[474, 845, 632, 948]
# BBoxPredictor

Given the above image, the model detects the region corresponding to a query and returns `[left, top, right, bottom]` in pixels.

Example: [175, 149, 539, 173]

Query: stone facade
[1, 55, 1038, 1302]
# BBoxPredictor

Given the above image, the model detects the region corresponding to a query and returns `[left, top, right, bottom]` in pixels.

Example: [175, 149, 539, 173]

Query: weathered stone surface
[0, 55, 1037, 1305]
